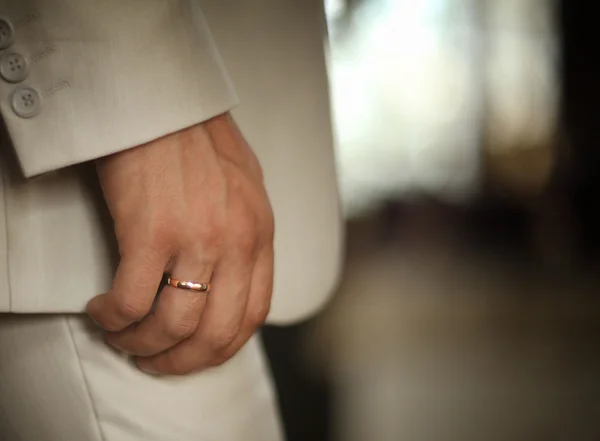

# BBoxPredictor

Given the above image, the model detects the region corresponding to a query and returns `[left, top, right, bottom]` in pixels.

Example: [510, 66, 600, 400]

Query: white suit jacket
[0, 0, 343, 324]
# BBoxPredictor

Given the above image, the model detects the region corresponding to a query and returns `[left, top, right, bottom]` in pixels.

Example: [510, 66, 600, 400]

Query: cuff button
[0, 17, 14, 50]
[11, 86, 41, 119]
[0, 52, 29, 83]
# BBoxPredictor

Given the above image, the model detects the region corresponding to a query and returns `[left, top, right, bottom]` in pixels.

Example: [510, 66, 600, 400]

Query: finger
[106, 255, 213, 356]
[136, 241, 256, 375]
[214, 246, 274, 364]
[86, 246, 169, 332]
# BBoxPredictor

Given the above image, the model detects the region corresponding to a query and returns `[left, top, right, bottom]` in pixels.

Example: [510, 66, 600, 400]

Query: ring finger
[106, 253, 213, 356]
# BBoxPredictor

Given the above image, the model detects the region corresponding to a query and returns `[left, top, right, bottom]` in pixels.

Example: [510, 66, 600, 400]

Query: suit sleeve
[0, 0, 238, 177]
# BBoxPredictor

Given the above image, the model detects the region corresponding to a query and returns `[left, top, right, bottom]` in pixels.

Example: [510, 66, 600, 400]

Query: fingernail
[104, 335, 129, 354]
[86, 315, 102, 328]
[136, 360, 160, 376]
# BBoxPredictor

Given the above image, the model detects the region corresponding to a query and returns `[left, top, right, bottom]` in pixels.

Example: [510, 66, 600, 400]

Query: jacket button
[0, 52, 29, 83]
[11, 86, 41, 118]
[0, 17, 14, 50]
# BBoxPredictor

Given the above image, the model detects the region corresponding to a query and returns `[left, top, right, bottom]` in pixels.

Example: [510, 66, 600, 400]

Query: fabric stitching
[65, 317, 108, 441]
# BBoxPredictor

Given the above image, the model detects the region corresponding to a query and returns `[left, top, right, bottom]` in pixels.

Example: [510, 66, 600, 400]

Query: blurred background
[263, 0, 600, 440]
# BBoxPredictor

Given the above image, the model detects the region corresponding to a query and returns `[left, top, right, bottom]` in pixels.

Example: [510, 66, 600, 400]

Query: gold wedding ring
[166, 276, 211, 293]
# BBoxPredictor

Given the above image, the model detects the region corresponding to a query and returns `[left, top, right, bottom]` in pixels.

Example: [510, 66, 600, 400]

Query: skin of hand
[86, 113, 275, 375]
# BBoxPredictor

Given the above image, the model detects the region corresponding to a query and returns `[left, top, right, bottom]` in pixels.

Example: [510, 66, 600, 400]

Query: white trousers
[0, 315, 283, 441]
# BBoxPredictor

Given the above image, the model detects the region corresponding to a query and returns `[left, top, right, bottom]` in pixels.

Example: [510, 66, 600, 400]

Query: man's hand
[86, 113, 275, 375]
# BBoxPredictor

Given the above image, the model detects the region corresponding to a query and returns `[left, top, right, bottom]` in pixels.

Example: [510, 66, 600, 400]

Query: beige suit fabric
[0, 0, 342, 440]
[0, 0, 343, 325]
[0, 315, 283, 441]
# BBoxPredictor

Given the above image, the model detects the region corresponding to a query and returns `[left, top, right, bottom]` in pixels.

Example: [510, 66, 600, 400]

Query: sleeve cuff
[0, 0, 238, 177]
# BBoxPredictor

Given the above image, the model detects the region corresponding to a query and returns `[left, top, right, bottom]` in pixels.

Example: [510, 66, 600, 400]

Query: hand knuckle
[263, 214, 275, 241]
[232, 216, 259, 254]
[235, 236, 257, 258]
[115, 297, 151, 321]
[201, 235, 225, 255]
[153, 351, 192, 376]
[206, 215, 227, 236]
[207, 353, 231, 368]
[163, 359, 192, 376]
[205, 327, 238, 350]
[249, 302, 271, 327]
[170, 363, 194, 376]
[197, 220, 226, 252]
[147, 225, 178, 253]
[255, 201, 275, 238]
[163, 318, 197, 341]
